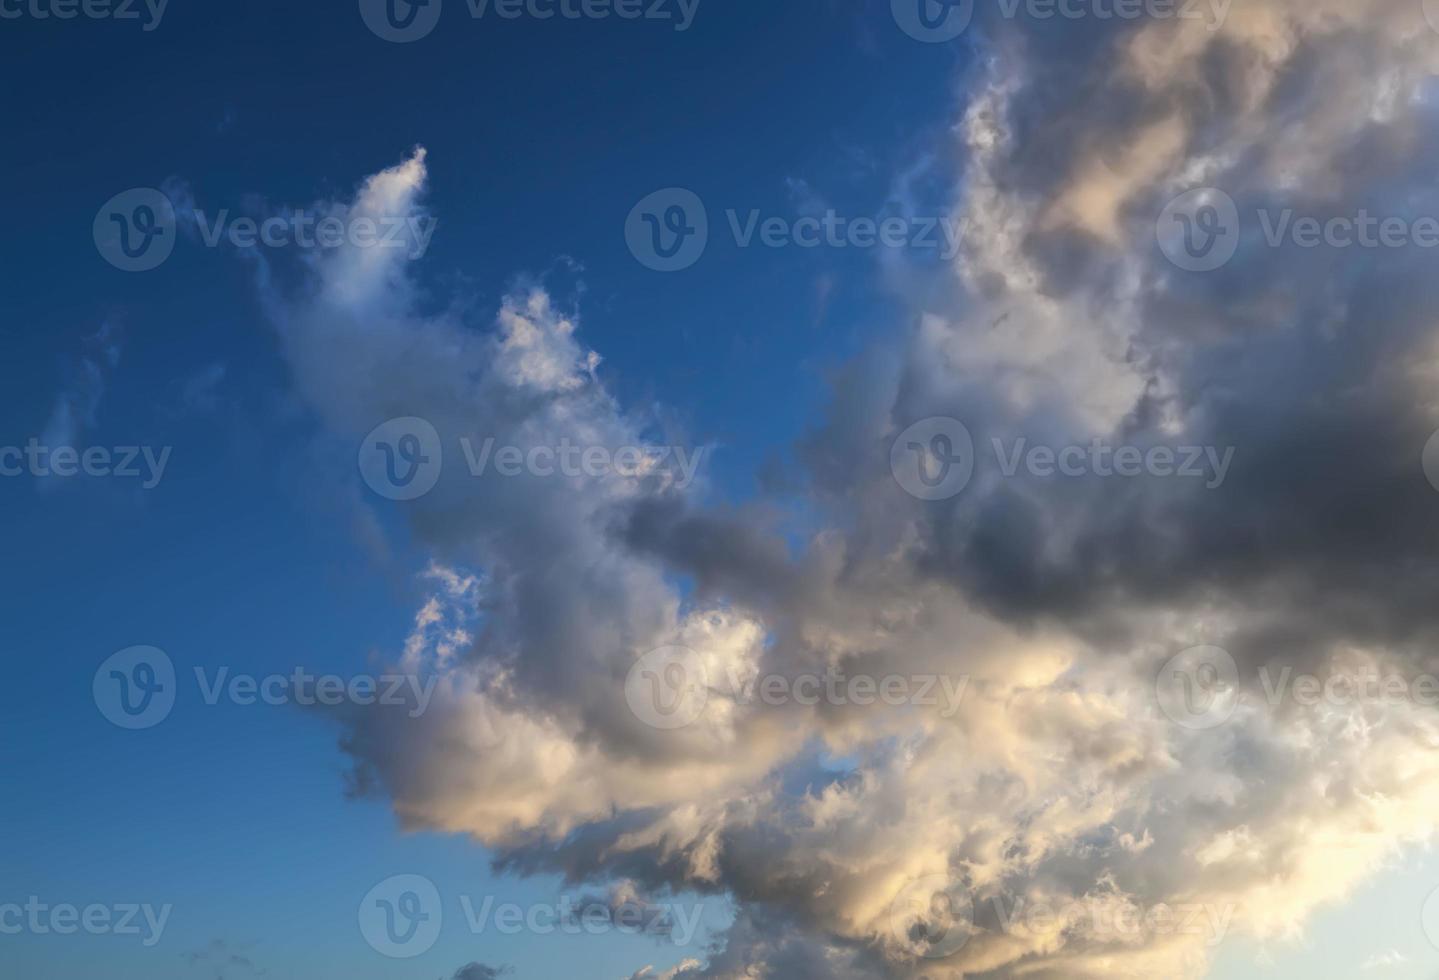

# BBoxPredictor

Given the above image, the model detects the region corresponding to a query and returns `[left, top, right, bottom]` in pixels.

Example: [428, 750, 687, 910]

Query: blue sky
[8, 2, 1439, 979]
[2, 6, 958, 978]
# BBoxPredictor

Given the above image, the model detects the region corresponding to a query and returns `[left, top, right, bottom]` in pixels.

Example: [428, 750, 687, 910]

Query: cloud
[451, 963, 510, 980]
[1361, 949, 1409, 970]
[185, 939, 265, 978]
[177, 362, 227, 415]
[41, 320, 122, 450]
[251, 6, 1439, 966]
[621, 959, 703, 980]
[563, 880, 691, 944]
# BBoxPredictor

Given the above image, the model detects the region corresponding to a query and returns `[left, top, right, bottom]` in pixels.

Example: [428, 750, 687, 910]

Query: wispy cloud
[41, 320, 122, 450]
[1361, 949, 1408, 970]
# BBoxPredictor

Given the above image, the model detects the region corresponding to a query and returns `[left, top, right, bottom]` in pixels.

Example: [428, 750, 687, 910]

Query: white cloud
[1361, 949, 1408, 969]
[250, 4, 1439, 966]
[41, 320, 121, 450]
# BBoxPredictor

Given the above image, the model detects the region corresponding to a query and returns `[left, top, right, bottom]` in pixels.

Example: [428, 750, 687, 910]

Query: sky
[7, 1, 1439, 978]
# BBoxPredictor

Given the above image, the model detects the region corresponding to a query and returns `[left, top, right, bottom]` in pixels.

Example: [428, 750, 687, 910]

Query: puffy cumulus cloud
[869, 0, 1439, 673]
[257, 4, 1439, 970]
